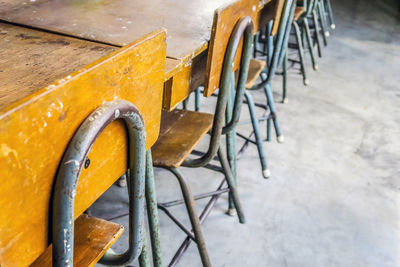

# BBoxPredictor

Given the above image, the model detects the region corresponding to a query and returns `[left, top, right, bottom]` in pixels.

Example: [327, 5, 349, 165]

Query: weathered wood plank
[0, 0, 227, 62]
[0, 24, 166, 266]
[30, 214, 124, 267]
[245, 59, 266, 88]
[0, 0, 271, 110]
[152, 109, 214, 168]
[204, 0, 263, 96]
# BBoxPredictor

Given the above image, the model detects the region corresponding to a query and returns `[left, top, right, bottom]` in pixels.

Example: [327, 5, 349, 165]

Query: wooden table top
[0, 23, 116, 111]
[0, 0, 274, 110]
[0, 23, 166, 266]
[0, 0, 227, 61]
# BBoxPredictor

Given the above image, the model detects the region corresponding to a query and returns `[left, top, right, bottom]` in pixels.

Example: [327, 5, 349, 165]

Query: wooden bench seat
[152, 109, 214, 168]
[30, 214, 124, 267]
[245, 59, 266, 89]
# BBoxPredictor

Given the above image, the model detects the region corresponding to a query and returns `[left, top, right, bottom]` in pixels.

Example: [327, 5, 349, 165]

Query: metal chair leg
[282, 50, 288, 103]
[312, 11, 323, 58]
[138, 228, 151, 267]
[303, 18, 318, 70]
[244, 91, 270, 178]
[226, 72, 238, 215]
[261, 73, 284, 143]
[195, 87, 201, 111]
[293, 21, 309, 86]
[325, 0, 335, 29]
[218, 149, 246, 223]
[318, 0, 329, 45]
[53, 100, 147, 267]
[182, 97, 189, 110]
[145, 149, 162, 267]
[266, 115, 272, 142]
[167, 167, 211, 267]
[253, 33, 259, 58]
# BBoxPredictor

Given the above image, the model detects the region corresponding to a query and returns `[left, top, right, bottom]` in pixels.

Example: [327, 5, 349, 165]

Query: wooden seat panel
[30, 214, 124, 267]
[245, 59, 266, 89]
[152, 109, 214, 168]
[294, 6, 306, 21]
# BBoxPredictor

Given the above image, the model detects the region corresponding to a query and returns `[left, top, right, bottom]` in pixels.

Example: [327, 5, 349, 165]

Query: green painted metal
[324, 0, 335, 29]
[145, 149, 162, 267]
[237, 0, 295, 177]
[244, 90, 269, 178]
[52, 100, 147, 267]
[303, 15, 318, 70]
[282, 50, 288, 103]
[155, 16, 254, 266]
[183, 16, 253, 167]
[312, 8, 323, 57]
[138, 238, 151, 267]
[195, 87, 201, 111]
[165, 167, 211, 267]
[318, 0, 329, 46]
[227, 72, 238, 212]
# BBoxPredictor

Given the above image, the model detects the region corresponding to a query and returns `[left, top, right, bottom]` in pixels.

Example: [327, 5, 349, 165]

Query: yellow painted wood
[152, 109, 214, 168]
[294, 6, 306, 21]
[0, 0, 268, 110]
[0, 24, 166, 267]
[0, 0, 226, 62]
[163, 50, 208, 110]
[245, 59, 266, 88]
[30, 214, 124, 267]
[204, 0, 266, 96]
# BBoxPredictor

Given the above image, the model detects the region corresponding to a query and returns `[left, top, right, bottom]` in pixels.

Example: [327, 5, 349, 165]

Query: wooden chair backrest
[204, 0, 260, 96]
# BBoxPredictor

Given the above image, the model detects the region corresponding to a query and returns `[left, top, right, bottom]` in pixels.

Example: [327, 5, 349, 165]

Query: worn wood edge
[204, 0, 262, 97]
[165, 57, 183, 81]
[204, 9, 220, 97]
[294, 6, 306, 21]
[152, 110, 214, 168]
[29, 214, 124, 267]
[245, 58, 266, 88]
[271, 0, 286, 35]
[0, 28, 167, 117]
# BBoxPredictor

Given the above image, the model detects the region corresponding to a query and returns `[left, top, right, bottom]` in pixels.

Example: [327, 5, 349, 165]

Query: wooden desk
[0, 0, 270, 110]
[0, 23, 166, 266]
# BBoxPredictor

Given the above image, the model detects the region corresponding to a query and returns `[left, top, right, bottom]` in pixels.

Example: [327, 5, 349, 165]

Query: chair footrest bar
[191, 149, 220, 161]
[159, 187, 230, 208]
[157, 205, 196, 241]
[237, 132, 257, 145]
[203, 163, 224, 173]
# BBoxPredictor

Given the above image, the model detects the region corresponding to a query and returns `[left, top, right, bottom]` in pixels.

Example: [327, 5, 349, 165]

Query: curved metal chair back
[182, 16, 254, 168]
[52, 100, 146, 267]
[254, 0, 296, 90]
[305, 0, 317, 16]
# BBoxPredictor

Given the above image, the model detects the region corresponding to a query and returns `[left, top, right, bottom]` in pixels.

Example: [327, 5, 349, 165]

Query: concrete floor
[93, 0, 400, 266]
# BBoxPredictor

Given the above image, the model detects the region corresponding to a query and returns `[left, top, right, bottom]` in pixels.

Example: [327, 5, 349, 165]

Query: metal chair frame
[154, 16, 254, 267]
[280, 0, 334, 101]
[52, 100, 152, 267]
[231, 0, 296, 178]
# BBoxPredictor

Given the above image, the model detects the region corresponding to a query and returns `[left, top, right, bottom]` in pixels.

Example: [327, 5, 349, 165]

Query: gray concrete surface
[93, 0, 400, 266]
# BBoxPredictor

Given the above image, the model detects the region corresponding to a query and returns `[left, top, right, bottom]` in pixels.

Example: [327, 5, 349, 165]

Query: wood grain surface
[0, 0, 227, 61]
[30, 214, 124, 267]
[204, 0, 264, 96]
[152, 109, 214, 168]
[0, 24, 166, 266]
